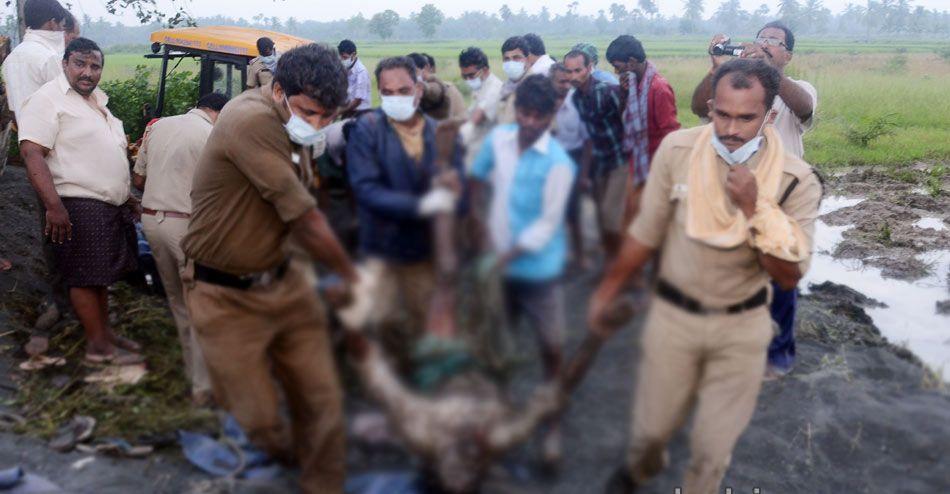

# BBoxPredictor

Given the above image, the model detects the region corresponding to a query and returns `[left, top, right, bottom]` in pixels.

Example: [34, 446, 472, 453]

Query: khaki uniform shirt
[133, 109, 213, 213]
[17, 74, 130, 206]
[182, 85, 316, 275]
[630, 126, 821, 308]
[246, 57, 273, 89]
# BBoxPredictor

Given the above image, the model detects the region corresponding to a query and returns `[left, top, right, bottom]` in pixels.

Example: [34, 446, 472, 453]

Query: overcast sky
[54, 0, 950, 25]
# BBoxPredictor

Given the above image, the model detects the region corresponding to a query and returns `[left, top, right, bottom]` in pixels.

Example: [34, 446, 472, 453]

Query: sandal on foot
[84, 348, 144, 366]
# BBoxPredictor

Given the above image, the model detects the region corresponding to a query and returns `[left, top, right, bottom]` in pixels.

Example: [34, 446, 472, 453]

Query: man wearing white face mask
[346, 56, 465, 372]
[588, 59, 821, 494]
[131, 92, 229, 407]
[246, 37, 276, 90]
[181, 44, 357, 493]
[338, 39, 371, 118]
[457, 46, 503, 163]
[496, 36, 533, 126]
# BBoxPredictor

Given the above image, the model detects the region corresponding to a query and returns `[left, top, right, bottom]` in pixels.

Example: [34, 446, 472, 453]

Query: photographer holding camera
[690, 21, 818, 380]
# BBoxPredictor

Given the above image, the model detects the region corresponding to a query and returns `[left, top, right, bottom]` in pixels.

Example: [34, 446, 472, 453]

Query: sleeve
[777, 172, 822, 274]
[1, 61, 24, 116]
[478, 81, 503, 121]
[16, 92, 58, 149]
[345, 115, 423, 220]
[132, 131, 149, 176]
[224, 116, 316, 223]
[469, 129, 495, 180]
[651, 81, 681, 143]
[628, 136, 677, 248]
[797, 80, 818, 132]
[42, 55, 62, 86]
[516, 162, 575, 252]
[246, 62, 260, 89]
[356, 69, 371, 103]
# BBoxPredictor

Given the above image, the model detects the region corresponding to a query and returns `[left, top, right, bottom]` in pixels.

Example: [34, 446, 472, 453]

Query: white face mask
[341, 57, 356, 70]
[380, 95, 417, 122]
[283, 96, 327, 147]
[711, 115, 769, 166]
[502, 60, 526, 81]
[465, 76, 483, 92]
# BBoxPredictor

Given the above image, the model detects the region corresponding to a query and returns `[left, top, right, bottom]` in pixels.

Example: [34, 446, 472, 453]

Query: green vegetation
[102, 38, 950, 168]
[9, 284, 215, 439]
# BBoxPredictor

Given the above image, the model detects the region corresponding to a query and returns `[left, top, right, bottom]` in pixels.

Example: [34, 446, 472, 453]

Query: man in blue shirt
[469, 74, 576, 468]
[346, 56, 464, 371]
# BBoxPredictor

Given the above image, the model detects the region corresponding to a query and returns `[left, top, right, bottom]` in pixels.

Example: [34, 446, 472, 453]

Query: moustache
[717, 135, 744, 144]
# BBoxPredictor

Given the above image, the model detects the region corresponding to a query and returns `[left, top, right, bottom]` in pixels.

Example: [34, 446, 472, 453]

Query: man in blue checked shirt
[468, 74, 576, 469]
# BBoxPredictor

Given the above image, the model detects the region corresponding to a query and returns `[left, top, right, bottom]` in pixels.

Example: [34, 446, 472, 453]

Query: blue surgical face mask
[380, 95, 417, 122]
[283, 96, 327, 147]
[711, 116, 768, 166]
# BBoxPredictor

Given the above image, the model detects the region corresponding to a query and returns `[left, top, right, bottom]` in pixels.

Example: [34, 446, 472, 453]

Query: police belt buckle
[242, 260, 289, 289]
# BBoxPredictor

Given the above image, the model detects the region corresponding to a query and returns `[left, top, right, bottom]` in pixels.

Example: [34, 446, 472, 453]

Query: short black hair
[606, 35, 647, 63]
[338, 39, 357, 55]
[564, 49, 591, 67]
[24, 0, 67, 30]
[407, 52, 429, 71]
[712, 59, 781, 110]
[196, 92, 229, 112]
[514, 74, 558, 116]
[501, 36, 529, 58]
[458, 47, 489, 70]
[275, 44, 348, 110]
[550, 62, 569, 75]
[523, 33, 546, 56]
[256, 37, 274, 56]
[757, 21, 795, 52]
[375, 56, 417, 84]
[63, 11, 76, 31]
[63, 37, 103, 64]
[423, 53, 436, 70]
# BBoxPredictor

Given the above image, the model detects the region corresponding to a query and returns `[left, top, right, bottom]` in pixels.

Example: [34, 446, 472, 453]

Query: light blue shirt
[471, 125, 576, 281]
[593, 68, 620, 86]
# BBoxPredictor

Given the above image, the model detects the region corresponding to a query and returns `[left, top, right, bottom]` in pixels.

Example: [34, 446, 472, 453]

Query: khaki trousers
[141, 214, 210, 395]
[183, 262, 345, 493]
[593, 165, 630, 234]
[627, 297, 772, 494]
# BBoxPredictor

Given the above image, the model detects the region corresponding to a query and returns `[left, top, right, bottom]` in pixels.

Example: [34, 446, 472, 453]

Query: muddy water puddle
[804, 196, 950, 380]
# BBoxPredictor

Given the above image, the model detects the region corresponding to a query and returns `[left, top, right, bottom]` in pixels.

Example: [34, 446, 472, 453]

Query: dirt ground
[0, 164, 948, 493]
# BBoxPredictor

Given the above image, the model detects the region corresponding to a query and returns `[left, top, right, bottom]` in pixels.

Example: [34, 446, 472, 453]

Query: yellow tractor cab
[147, 26, 314, 117]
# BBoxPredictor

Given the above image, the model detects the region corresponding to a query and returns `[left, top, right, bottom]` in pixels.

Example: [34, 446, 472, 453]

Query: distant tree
[369, 9, 400, 40]
[499, 4, 513, 21]
[268, 16, 282, 31]
[681, 0, 704, 33]
[714, 0, 749, 33]
[639, 0, 659, 20]
[103, 0, 196, 27]
[285, 16, 298, 34]
[539, 6, 551, 23]
[347, 13, 368, 34]
[567, 1, 580, 17]
[799, 0, 831, 33]
[609, 3, 629, 23]
[415, 4, 444, 39]
[596, 9, 610, 33]
[778, 0, 802, 29]
[750, 3, 772, 27]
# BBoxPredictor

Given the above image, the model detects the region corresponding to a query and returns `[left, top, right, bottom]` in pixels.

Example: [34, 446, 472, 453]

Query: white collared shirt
[529, 54, 556, 76]
[18, 74, 131, 206]
[2, 29, 65, 118]
[553, 89, 588, 152]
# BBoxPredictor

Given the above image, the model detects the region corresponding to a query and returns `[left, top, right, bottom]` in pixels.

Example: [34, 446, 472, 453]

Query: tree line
[2, 0, 948, 48]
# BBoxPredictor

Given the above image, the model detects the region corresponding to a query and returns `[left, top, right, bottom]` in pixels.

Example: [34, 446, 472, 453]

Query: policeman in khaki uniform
[180, 45, 357, 493]
[588, 59, 822, 494]
[246, 37, 277, 90]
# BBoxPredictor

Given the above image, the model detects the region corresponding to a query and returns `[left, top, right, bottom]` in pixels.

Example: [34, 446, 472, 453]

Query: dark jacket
[346, 109, 464, 263]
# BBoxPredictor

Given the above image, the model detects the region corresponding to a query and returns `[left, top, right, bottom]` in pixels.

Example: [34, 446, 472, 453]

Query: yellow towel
[685, 124, 809, 262]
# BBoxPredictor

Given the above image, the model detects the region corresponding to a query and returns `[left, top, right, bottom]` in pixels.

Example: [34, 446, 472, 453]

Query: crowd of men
[1, 0, 821, 492]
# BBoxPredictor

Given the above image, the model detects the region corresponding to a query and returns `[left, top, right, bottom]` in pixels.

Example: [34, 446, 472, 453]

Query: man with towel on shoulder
[587, 58, 822, 494]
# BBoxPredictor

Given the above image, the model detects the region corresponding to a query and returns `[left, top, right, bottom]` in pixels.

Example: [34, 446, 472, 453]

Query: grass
[10, 284, 215, 440]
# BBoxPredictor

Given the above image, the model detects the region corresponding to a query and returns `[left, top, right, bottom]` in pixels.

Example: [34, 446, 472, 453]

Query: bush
[100, 65, 199, 143]
[845, 113, 897, 148]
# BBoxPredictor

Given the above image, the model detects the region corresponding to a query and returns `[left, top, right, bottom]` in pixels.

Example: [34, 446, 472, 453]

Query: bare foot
[107, 331, 142, 352]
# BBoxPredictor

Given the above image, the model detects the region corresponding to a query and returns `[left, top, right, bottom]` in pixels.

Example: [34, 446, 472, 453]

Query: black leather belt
[194, 260, 289, 290]
[656, 279, 768, 315]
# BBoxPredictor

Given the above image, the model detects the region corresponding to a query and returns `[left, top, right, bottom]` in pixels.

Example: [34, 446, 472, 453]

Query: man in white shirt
[689, 20, 819, 379]
[524, 33, 555, 77]
[338, 39, 372, 118]
[2, 0, 70, 335]
[19, 38, 142, 365]
[2, 0, 68, 121]
[457, 46, 503, 164]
